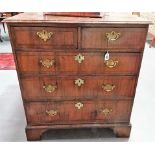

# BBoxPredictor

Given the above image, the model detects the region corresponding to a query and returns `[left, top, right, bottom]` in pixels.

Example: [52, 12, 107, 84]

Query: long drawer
[81, 27, 147, 49]
[11, 27, 78, 49]
[21, 75, 136, 100]
[25, 100, 132, 125]
[16, 52, 142, 75]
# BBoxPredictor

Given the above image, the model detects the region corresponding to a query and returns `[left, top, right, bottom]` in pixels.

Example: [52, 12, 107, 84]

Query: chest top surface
[4, 12, 151, 25]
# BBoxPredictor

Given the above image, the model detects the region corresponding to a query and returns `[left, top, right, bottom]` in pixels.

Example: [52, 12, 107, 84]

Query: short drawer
[25, 100, 132, 125]
[11, 27, 78, 49]
[81, 27, 147, 49]
[16, 52, 56, 74]
[21, 75, 136, 100]
[16, 52, 142, 75]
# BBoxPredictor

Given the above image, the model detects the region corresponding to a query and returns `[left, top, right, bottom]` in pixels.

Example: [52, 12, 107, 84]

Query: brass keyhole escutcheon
[102, 84, 115, 92]
[75, 102, 84, 110]
[75, 53, 85, 63]
[106, 31, 121, 41]
[75, 78, 84, 87]
[37, 30, 53, 42]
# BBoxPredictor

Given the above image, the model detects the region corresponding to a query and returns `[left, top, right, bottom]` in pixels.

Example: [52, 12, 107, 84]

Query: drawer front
[16, 52, 56, 74]
[21, 76, 136, 100]
[25, 100, 132, 125]
[81, 28, 147, 49]
[11, 27, 78, 49]
[16, 52, 141, 75]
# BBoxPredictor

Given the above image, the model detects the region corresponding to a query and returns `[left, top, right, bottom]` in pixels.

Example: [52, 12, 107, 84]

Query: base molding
[26, 123, 131, 141]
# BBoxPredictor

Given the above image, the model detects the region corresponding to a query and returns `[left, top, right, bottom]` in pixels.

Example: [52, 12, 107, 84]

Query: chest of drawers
[5, 13, 149, 141]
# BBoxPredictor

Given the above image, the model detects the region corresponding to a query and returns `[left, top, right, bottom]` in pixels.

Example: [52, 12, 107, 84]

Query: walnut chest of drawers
[5, 13, 149, 141]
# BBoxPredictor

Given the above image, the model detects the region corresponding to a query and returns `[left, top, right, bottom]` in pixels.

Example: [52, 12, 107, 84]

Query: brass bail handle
[105, 31, 121, 50]
[40, 58, 55, 68]
[106, 31, 121, 41]
[100, 108, 112, 116]
[105, 59, 118, 68]
[46, 110, 58, 116]
[43, 84, 57, 93]
[102, 84, 115, 92]
[104, 51, 118, 68]
[37, 30, 54, 42]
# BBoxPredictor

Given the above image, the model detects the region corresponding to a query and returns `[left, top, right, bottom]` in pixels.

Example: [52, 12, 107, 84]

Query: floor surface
[0, 23, 12, 53]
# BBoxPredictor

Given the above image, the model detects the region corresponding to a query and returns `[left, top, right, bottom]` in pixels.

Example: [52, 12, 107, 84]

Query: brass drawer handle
[100, 108, 112, 116]
[75, 102, 84, 110]
[75, 78, 84, 87]
[102, 84, 115, 92]
[46, 110, 57, 116]
[43, 84, 57, 93]
[75, 53, 85, 63]
[106, 31, 121, 41]
[37, 30, 53, 42]
[40, 59, 55, 68]
[104, 59, 118, 68]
